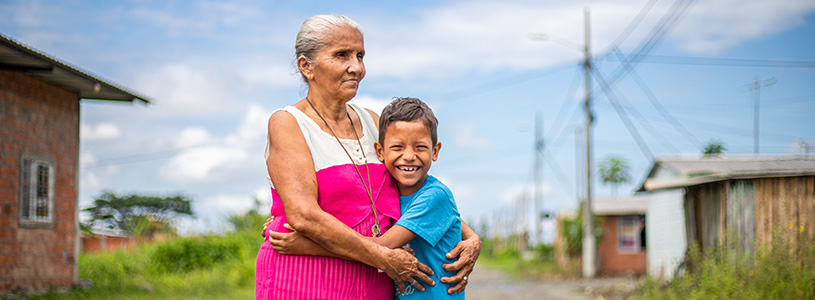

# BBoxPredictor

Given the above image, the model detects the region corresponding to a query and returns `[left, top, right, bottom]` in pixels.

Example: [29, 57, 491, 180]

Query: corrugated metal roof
[640, 155, 815, 191]
[657, 156, 815, 176]
[0, 32, 150, 103]
[593, 196, 648, 215]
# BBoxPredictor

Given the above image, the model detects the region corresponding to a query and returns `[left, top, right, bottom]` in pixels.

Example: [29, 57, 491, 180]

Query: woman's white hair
[295, 14, 362, 79]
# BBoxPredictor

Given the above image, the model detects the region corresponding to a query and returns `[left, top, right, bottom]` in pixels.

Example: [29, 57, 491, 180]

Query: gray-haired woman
[256, 14, 480, 299]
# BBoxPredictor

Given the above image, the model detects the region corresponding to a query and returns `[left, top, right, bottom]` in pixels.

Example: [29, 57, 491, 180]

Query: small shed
[639, 156, 815, 278]
[0, 33, 149, 292]
[594, 197, 648, 276]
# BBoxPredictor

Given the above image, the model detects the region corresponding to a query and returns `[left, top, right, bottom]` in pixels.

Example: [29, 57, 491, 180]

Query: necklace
[305, 97, 382, 237]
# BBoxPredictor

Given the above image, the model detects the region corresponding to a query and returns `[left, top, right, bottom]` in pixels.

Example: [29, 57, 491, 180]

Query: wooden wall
[686, 175, 814, 254]
[754, 175, 815, 251]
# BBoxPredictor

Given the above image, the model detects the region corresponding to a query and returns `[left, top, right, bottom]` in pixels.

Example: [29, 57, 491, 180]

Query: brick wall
[81, 234, 137, 254]
[598, 216, 647, 276]
[0, 70, 79, 291]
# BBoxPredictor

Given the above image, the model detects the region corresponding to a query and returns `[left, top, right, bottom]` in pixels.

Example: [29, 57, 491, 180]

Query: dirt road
[464, 266, 640, 300]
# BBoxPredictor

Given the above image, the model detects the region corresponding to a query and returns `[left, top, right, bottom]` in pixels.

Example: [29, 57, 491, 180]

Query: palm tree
[598, 155, 631, 198]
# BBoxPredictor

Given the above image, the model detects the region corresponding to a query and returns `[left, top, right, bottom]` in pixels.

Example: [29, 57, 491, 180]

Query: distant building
[594, 196, 648, 276]
[0, 33, 149, 292]
[638, 156, 815, 280]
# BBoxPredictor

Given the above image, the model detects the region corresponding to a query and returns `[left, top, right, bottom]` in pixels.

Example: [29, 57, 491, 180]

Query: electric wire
[604, 54, 815, 68]
[591, 67, 654, 159]
[81, 137, 266, 169]
[611, 48, 703, 148]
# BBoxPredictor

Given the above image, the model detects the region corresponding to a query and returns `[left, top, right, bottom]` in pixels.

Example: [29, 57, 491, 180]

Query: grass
[477, 241, 580, 280]
[14, 213, 266, 300]
[632, 233, 815, 300]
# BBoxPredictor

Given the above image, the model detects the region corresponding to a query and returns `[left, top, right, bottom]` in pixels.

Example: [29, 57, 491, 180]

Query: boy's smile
[375, 120, 441, 196]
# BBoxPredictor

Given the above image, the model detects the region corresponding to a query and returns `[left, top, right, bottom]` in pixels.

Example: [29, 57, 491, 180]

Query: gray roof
[0, 33, 150, 103]
[640, 155, 815, 191]
[593, 196, 648, 215]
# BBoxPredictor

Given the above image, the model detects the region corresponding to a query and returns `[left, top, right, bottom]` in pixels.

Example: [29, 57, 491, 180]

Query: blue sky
[2, 0, 813, 238]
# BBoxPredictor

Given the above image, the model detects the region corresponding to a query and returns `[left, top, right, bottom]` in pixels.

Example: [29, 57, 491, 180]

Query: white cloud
[360, 0, 815, 79]
[669, 0, 815, 53]
[159, 144, 248, 183]
[132, 63, 242, 117]
[499, 182, 552, 205]
[175, 127, 213, 148]
[452, 123, 491, 149]
[349, 95, 391, 115]
[80, 122, 121, 141]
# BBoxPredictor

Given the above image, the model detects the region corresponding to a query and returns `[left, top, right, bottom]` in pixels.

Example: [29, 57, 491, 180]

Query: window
[618, 215, 645, 252]
[20, 155, 55, 226]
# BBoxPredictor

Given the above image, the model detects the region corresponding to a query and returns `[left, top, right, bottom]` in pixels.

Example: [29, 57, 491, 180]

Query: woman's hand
[440, 233, 482, 294]
[268, 223, 322, 256]
[380, 248, 436, 294]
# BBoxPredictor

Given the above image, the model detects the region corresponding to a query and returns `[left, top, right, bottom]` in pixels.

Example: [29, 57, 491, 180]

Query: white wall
[646, 189, 687, 280]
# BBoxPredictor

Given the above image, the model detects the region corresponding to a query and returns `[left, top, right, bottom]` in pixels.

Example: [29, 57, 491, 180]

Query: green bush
[149, 236, 242, 274]
[634, 233, 815, 300]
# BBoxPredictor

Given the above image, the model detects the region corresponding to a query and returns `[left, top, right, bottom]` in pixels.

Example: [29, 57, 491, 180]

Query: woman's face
[307, 25, 366, 101]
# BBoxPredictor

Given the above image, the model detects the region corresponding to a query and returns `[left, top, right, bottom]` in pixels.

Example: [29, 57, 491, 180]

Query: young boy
[373, 97, 463, 299]
[270, 97, 464, 299]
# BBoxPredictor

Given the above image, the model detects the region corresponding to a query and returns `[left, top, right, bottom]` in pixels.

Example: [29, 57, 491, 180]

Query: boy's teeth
[399, 166, 418, 171]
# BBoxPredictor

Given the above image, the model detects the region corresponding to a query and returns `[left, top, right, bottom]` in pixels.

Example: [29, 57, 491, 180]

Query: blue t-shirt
[394, 175, 464, 299]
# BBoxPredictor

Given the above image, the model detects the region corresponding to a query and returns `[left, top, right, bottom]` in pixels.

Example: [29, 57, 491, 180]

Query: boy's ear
[374, 142, 385, 162]
[431, 142, 441, 161]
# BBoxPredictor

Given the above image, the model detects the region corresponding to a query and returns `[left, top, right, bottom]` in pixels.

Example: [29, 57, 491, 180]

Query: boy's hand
[261, 216, 274, 239]
[268, 223, 319, 255]
[440, 235, 481, 294]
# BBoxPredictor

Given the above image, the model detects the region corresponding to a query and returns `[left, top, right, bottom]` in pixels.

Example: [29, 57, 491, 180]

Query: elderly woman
[256, 14, 480, 299]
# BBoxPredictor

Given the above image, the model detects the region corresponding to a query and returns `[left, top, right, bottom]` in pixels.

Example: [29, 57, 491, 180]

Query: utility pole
[748, 77, 776, 154]
[534, 113, 544, 245]
[581, 8, 596, 278]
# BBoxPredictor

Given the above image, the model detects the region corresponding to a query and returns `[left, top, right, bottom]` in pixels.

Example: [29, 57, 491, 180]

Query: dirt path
[465, 266, 640, 300]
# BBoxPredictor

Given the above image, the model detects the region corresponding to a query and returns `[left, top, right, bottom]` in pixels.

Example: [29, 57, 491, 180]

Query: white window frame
[19, 154, 55, 227]
[617, 215, 644, 253]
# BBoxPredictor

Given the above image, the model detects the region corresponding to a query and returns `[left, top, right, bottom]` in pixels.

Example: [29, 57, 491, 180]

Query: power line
[81, 137, 266, 169]
[600, 0, 659, 56]
[603, 54, 815, 68]
[612, 49, 703, 148]
[545, 67, 583, 139]
[591, 67, 654, 159]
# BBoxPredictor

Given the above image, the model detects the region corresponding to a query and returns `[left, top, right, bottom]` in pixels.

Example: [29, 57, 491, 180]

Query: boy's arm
[268, 223, 418, 258]
[268, 223, 352, 260]
[370, 225, 416, 249]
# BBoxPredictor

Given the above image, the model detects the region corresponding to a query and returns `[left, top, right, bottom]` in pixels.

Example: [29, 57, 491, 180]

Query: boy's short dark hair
[378, 97, 438, 145]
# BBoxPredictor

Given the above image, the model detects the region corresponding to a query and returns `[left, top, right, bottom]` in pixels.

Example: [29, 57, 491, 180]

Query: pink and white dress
[256, 104, 400, 300]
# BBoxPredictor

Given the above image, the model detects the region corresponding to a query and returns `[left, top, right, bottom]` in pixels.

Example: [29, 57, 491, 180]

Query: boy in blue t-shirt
[373, 97, 463, 299]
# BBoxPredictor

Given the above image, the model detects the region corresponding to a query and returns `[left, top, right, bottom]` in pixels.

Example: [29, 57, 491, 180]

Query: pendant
[371, 224, 381, 237]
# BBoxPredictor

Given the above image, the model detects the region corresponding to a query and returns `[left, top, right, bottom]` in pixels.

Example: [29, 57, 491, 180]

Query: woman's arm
[266, 111, 433, 291]
[269, 223, 416, 257]
[439, 220, 481, 294]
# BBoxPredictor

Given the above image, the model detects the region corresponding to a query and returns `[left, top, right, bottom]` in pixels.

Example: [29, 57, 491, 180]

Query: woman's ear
[297, 56, 314, 80]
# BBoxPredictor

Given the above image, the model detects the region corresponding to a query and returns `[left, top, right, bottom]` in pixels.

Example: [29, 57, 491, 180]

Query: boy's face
[375, 120, 441, 196]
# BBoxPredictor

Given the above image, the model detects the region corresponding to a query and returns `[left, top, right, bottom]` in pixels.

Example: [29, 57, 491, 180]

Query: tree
[83, 191, 195, 236]
[598, 155, 631, 198]
[703, 140, 726, 156]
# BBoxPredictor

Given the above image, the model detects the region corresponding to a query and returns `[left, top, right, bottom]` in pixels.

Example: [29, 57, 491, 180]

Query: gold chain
[305, 98, 382, 237]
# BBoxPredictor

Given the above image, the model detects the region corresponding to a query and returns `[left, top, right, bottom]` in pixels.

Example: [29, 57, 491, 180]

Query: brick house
[0, 33, 149, 291]
[594, 197, 648, 276]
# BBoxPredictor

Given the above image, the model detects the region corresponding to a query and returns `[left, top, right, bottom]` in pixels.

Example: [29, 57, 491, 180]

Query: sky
[2, 0, 814, 240]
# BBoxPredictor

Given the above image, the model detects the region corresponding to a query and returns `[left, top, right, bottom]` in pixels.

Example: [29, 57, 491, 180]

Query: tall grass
[633, 233, 815, 300]
[23, 212, 266, 299]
